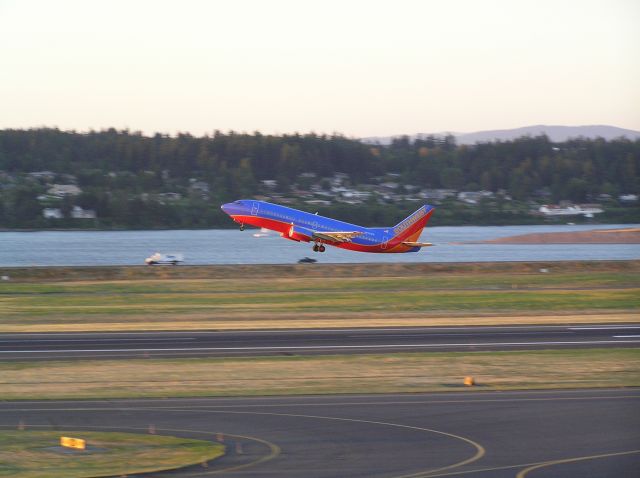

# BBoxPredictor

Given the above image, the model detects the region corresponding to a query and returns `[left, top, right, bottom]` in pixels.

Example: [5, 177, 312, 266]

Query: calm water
[1, 224, 638, 267]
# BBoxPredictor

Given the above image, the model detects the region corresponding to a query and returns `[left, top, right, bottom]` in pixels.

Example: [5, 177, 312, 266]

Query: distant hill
[362, 125, 640, 145]
[455, 125, 640, 144]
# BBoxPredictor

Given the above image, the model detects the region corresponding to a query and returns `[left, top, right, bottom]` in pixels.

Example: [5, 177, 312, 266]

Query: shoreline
[1, 222, 639, 233]
[478, 227, 640, 244]
[2, 259, 638, 282]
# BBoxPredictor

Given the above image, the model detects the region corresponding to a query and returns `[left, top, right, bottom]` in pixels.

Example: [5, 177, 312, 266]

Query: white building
[71, 206, 96, 219]
[261, 179, 278, 189]
[538, 204, 603, 217]
[28, 171, 56, 181]
[47, 184, 82, 197]
[619, 194, 638, 203]
[420, 189, 457, 200]
[342, 190, 372, 200]
[457, 191, 494, 204]
[305, 199, 331, 206]
[189, 181, 210, 193]
[43, 208, 63, 219]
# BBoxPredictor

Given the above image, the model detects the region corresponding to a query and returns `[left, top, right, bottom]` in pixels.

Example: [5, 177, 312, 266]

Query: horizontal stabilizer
[313, 231, 363, 243]
[402, 241, 434, 247]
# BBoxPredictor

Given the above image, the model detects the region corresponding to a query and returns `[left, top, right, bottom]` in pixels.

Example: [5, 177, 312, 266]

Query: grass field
[2, 349, 639, 399]
[1, 263, 638, 400]
[0, 430, 224, 478]
[1, 265, 639, 332]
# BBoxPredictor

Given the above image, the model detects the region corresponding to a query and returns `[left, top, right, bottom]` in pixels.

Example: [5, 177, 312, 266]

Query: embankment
[481, 228, 640, 244]
[1, 260, 639, 282]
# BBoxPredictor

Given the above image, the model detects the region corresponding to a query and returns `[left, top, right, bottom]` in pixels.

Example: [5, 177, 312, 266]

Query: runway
[1, 324, 640, 360]
[2, 388, 639, 477]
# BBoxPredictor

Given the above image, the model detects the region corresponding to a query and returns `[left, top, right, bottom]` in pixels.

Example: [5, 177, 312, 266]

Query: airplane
[220, 200, 435, 253]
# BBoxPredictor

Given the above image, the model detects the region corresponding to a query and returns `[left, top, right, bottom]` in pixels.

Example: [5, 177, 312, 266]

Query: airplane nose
[221, 203, 230, 213]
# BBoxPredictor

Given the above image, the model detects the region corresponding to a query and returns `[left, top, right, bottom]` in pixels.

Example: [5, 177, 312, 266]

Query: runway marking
[614, 335, 640, 338]
[3, 391, 639, 477]
[3, 339, 640, 354]
[152, 408, 487, 478]
[3, 394, 640, 413]
[569, 326, 640, 330]
[2, 324, 638, 338]
[351, 332, 574, 338]
[408, 450, 640, 477]
[5, 386, 640, 406]
[1, 406, 485, 478]
[515, 449, 640, 478]
[0, 424, 281, 477]
[0, 338, 195, 343]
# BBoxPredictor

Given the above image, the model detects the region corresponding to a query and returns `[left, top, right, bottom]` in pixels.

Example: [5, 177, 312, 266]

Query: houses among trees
[0, 128, 637, 228]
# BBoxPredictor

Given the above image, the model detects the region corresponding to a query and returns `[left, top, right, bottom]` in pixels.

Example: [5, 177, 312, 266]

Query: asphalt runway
[1, 324, 640, 360]
[2, 388, 639, 477]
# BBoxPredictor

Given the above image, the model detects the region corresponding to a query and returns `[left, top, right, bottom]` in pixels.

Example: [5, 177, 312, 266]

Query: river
[1, 224, 638, 267]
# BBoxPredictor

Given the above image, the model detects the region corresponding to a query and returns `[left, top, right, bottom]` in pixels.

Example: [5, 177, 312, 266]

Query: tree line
[0, 128, 638, 228]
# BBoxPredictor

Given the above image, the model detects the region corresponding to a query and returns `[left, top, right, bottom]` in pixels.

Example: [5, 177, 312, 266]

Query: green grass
[1, 271, 638, 294]
[2, 274, 638, 318]
[2, 349, 639, 399]
[0, 430, 224, 478]
[2, 289, 638, 320]
[1, 268, 638, 331]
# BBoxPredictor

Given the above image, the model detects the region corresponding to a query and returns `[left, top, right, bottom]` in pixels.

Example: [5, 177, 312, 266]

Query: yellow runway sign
[60, 436, 86, 450]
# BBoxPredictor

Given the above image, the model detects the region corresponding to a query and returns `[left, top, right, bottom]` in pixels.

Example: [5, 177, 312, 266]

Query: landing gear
[312, 243, 326, 253]
[239, 224, 244, 231]
[319, 245, 325, 252]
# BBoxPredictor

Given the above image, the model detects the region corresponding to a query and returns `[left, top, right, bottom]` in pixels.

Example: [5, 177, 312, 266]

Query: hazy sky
[1, 0, 638, 137]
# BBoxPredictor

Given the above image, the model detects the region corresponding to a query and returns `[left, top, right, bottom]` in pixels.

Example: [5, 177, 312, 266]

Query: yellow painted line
[181, 432, 280, 477]
[515, 449, 640, 478]
[417, 460, 551, 477]
[3, 406, 485, 477]
[4, 400, 640, 477]
[396, 448, 640, 476]
[0, 424, 280, 477]
[4, 394, 639, 413]
[161, 408, 486, 478]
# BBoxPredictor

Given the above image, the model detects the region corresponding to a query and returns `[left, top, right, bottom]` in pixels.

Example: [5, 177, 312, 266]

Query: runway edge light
[464, 376, 475, 386]
[60, 436, 86, 450]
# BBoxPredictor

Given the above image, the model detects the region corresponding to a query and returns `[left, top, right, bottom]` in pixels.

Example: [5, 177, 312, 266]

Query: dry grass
[0, 312, 637, 333]
[2, 349, 639, 399]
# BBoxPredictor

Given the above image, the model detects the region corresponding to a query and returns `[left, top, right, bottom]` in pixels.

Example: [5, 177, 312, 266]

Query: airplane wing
[313, 231, 364, 243]
[402, 241, 434, 247]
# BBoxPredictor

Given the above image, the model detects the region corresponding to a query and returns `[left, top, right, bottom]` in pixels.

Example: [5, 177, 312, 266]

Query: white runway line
[569, 326, 640, 330]
[0, 338, 195, 343]
[2, 339, 640, 354]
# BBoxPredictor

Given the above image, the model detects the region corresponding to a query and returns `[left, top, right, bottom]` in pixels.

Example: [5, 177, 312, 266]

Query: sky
[1, 0, 638, 137]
